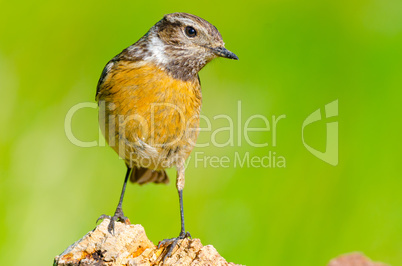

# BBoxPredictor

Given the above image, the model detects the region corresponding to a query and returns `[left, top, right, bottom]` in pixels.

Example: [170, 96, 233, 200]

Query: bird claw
[158, 232, 192, 258]
[96, 208, 130, 235]
[96, 214, 111, 224]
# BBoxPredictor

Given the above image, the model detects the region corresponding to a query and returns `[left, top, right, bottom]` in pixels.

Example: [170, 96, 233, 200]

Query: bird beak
[212, 47, 239, 60]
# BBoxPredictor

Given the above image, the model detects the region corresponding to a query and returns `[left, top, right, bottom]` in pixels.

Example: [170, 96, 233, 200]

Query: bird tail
[129, 167, 169, 185]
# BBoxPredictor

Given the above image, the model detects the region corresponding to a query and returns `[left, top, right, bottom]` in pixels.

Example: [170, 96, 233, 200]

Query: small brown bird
[96, 12, 237, 255]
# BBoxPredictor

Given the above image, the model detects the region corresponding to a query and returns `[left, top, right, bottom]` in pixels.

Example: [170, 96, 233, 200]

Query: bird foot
[157, 232, 192, 258]
[96, 207, 130, 235]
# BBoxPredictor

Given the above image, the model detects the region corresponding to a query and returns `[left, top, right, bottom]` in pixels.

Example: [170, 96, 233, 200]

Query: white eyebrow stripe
[171, 17, 197, 27]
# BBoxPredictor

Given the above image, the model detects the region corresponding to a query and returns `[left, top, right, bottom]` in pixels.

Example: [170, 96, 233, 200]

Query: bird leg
[97, 167, 131, 235]
[157, 189, 191, 257]
[158, 163, 191, 258]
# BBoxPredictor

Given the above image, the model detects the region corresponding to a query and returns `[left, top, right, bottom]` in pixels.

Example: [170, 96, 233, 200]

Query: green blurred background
[1, 0, 402, 265]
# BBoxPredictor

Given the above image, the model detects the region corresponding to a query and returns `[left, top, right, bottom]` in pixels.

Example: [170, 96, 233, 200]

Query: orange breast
[97, 60, 202, 169]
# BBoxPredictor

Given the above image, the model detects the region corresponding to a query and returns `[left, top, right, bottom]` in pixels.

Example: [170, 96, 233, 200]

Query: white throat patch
[145, 35, 168, 65]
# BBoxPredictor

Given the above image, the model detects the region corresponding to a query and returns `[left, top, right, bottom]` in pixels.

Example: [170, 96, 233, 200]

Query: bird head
[125, 13, 238, 80]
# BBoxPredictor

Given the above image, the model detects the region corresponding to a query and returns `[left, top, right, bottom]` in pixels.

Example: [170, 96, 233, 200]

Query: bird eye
[185, 26, 197, 37]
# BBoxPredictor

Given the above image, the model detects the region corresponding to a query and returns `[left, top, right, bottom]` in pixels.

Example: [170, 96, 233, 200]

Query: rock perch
[54, 219, 241, 266]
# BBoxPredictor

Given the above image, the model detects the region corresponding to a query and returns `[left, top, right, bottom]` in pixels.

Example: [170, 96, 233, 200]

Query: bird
[95, 12, 238, 256]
